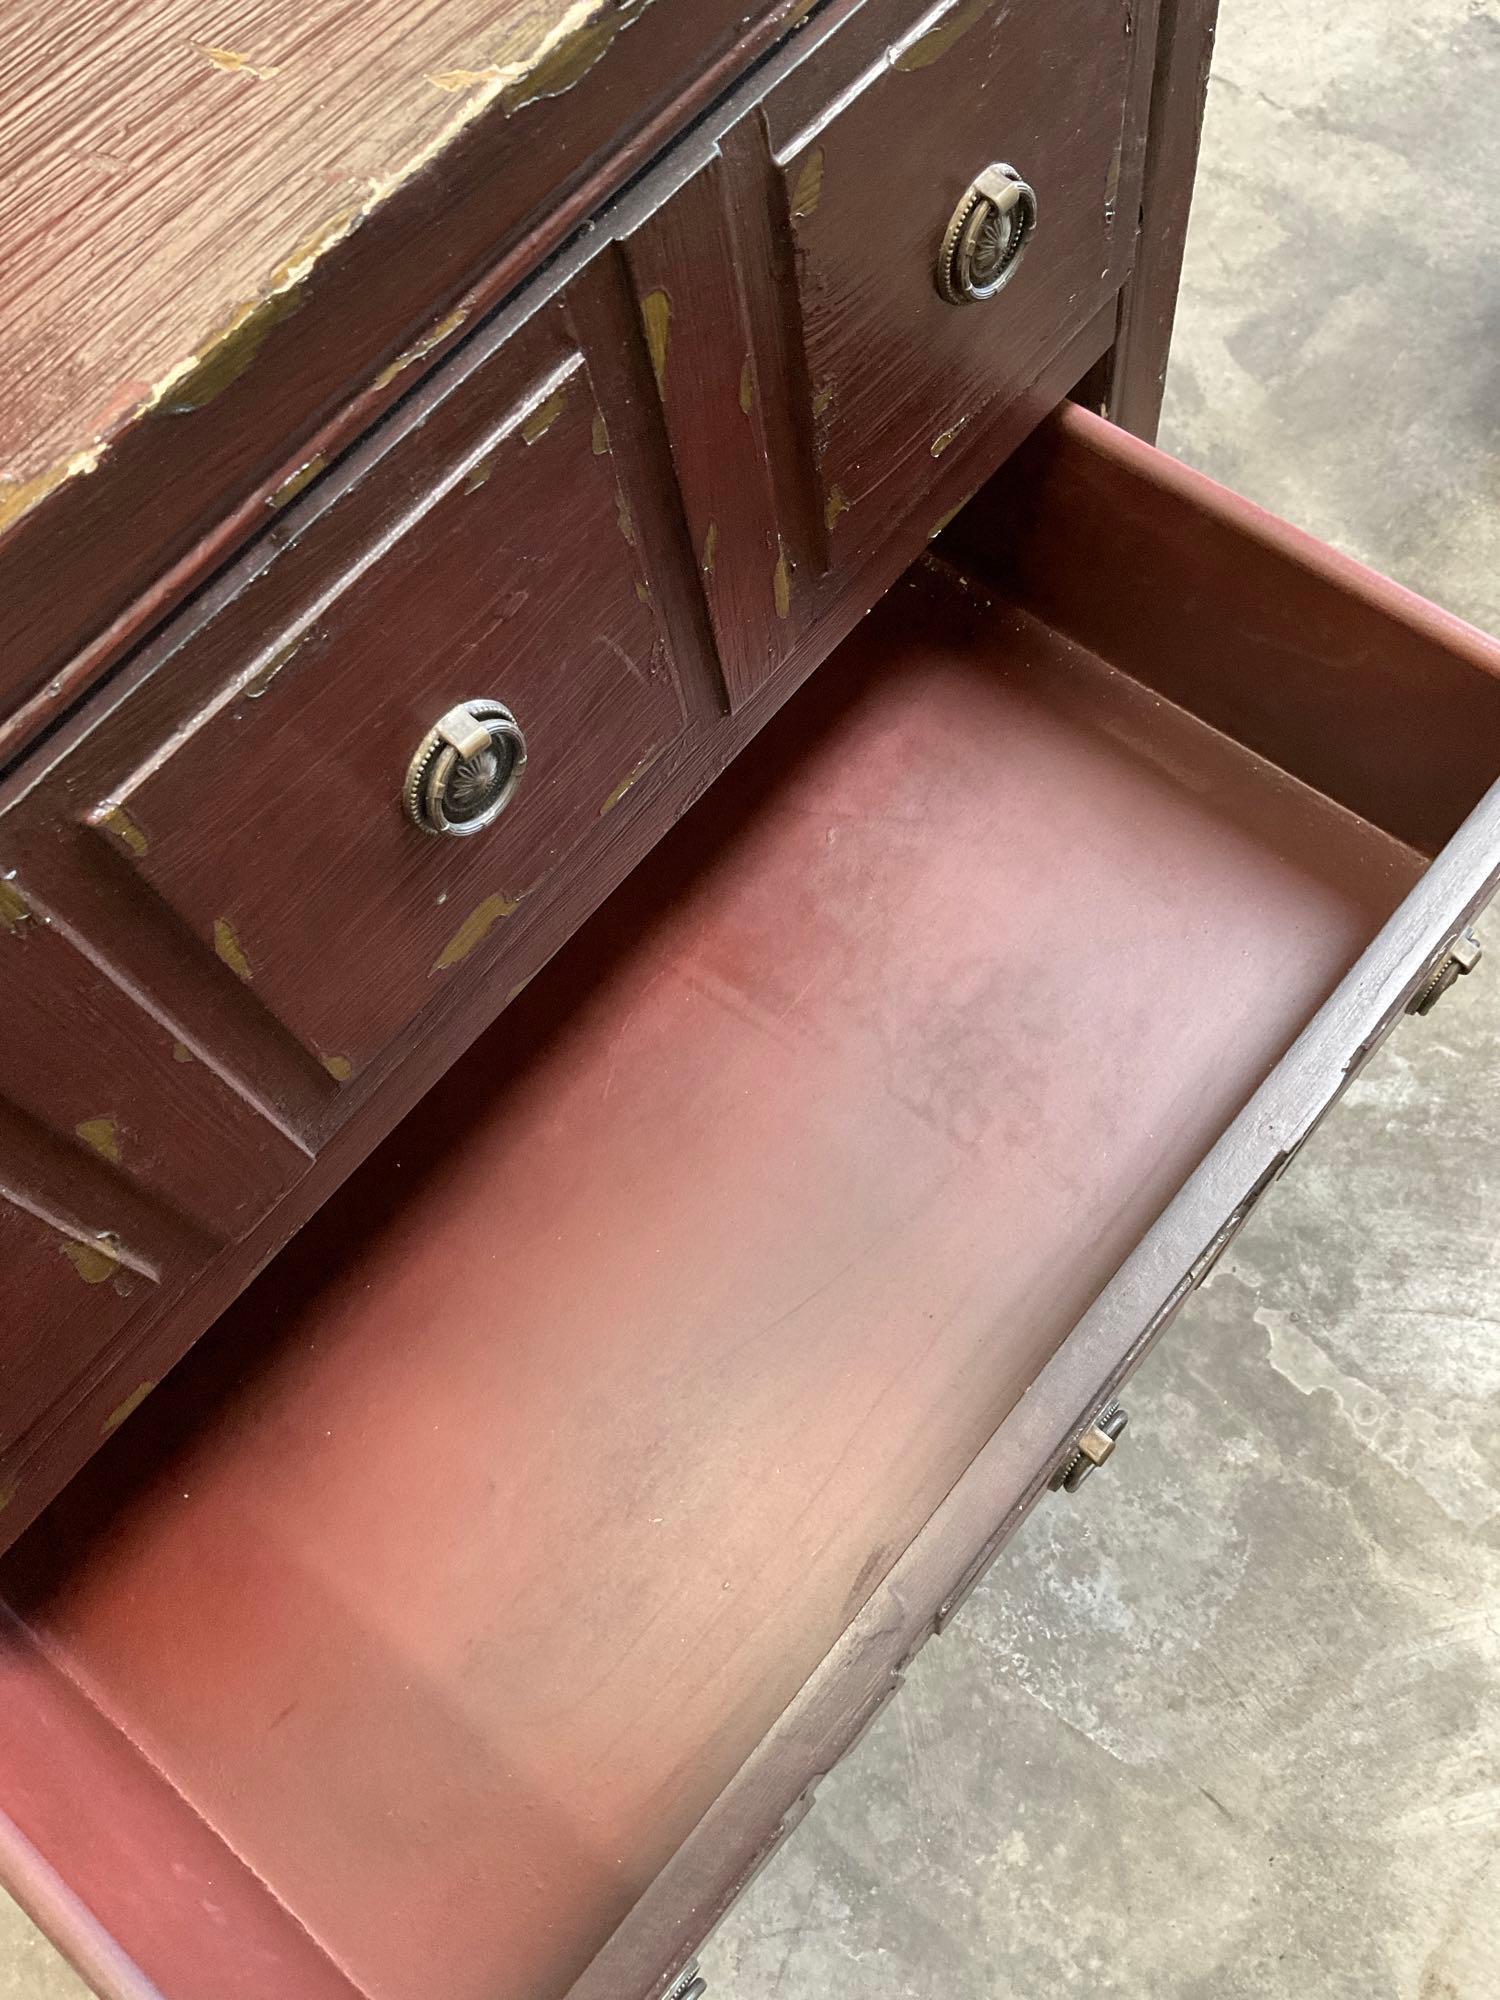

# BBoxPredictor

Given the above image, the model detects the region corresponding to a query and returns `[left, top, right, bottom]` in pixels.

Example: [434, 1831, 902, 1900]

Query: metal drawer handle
[937, 162, 1038, 304]
[405, 700, 527, 837]
[1050, 1402, 1129, 1494]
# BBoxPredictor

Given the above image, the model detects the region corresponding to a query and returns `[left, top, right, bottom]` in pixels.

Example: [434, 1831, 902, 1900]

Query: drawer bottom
[1, 411, 1497, 2000]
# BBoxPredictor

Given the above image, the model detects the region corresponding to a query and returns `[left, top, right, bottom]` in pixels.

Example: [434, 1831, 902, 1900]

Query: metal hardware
[662, 1964, 706, 2000]
[1050, 1402, 1129, 1494]
[1406, 929, 1482, 1015]
[937, 163, 1038, 304]
[404, 699, 527, 837]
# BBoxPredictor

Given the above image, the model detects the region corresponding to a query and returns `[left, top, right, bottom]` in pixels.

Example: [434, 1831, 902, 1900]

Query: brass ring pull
[937, 163, 1038, 304]
[404, 700, 527, 837]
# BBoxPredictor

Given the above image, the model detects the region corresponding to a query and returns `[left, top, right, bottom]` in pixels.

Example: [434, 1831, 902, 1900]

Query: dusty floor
[3, 0, 1498, 1994]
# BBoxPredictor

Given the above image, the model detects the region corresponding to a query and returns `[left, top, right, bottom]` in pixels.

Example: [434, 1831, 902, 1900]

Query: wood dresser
[1, 4, 1497, 1996]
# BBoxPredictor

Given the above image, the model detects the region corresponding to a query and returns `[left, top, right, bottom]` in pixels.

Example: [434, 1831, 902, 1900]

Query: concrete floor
[3, 0, 1497, 1993]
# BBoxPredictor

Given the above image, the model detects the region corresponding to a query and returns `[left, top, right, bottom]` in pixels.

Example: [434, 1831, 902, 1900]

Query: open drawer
[1, 408, 1498, 2000]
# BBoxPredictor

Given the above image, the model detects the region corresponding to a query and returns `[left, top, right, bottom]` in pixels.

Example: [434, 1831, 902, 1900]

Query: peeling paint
[213, 917, 252, 981]
[433, 892, 519, 972]
[812, 383, 834, 419]
[245, 635, 303, 698]
[825, 485, 851, 531]
[520, 386, 569, 444]
[641, 289, 672, 396]
[102, 1381, 155, 1435]
[599, 749, 660, 817]
[62, 1234, 119, 1286]
[196, 45, 280, 79]
[321, 1054, 354, 1083]
[931, 416, 970, 457]
[100, 804, 149, 855]
[372, 306, 470, 389]
[465, 452, 497, 493]
[790, 145, 825, 220]
[0, 1484, 14, 1516]
[702, 520, 720, 575]
[616, 489, 637, 546]
[929, 500, 964, 539]
[501, 0, 650, 112]
[0, 878, 32, 933]
[267, 452, 327, 509]
[635, 579, 652, 604]
[163, 282, 306, 414]
[773, 546, 792, 619]
[739, 357, 756, 415]
[171, 1041, 194, 1064]
[76, 1118, 122, 1164]
[893, 0, 991, 71]
[592, 411, 611, 456]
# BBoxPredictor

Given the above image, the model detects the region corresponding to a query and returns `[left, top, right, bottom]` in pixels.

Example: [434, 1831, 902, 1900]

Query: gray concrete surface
[3, 0, 1497, 1992]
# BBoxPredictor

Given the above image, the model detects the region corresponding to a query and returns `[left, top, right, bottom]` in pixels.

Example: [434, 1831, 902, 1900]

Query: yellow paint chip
[171, 1040, 194, 1063]
[0, 1483, 15, 1516]
[433, 893, 519, 972]
[616, 489, 637, 547]
[103, 1381, 156, 1435]
[267, 452, 327, 509]
[245, 635, 302, 699]
[62, 1236, 119, 1285]
[739, 357, 756, 415]
[322, 1055, 354, 1082]
[214, 917, 252, 981]
[76, 1118, 121, 1164]
[894, 0, 991, 71]
[501, 7, 633, 112]
[812, 384, 834, 419]
[929, 501, 965, 540]
[372, 307, 469, 388]
[520, 386, 569, 445]
[0, 879, 31, 933]
[599, 750, 660, 817]
[100, 804, 149, 855]
[931, 417, 969, 458]
[592, 411, 611, 456]
[635, 580, 652, 604]
[464, 452, 497, 493]
[702, 520, 719, 575]
[163, 282, 306, 413]
[790, 146, 825, 220]
[641, 290, 672, 397]
[825, 485, 851, 531]
[196, 45, 280, 79]
[773, 547, 792, 620]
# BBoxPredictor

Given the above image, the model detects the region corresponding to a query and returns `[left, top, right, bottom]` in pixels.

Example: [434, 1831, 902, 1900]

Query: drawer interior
[2, 410, 1497, 2000]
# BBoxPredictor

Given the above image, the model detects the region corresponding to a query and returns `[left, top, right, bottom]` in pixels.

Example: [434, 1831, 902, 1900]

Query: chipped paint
[893, 0, 991, 71]
[322, 1054, 354, 1083]
[931, 416, 970, 457]
[500, 0, 650, 111]
[0, 1483, 15, 1516]
[213, 917, 252, 981]
[641, 289, 672, 396]
[76, 1118, 121, 1164]
[100, 804, 148, 856]
[929, 501, 964, 539]
[599, 749, 660, 817]
[267, 452, 327, 510]
[62, 1234, 119, 1285]
[773, 546, 792, 619]
[372, 306, 470, 389]
[825, 485, 851, 531]
[812, 384, 834, 419]
[635, 580, 652, 604]
[739, 357, 756, 415]
[464, 452, 497, 493]
[616, 489, 637, 547]
[163, 281, 307, 414]
[790, 145, 825, 220]
[171, 1041, 194, 1063]
[520, 386, 569, 444]
[591, 411, 610, 456]
[102, 1381, 155, 1435]
[505, 976, 533, 1006]
[702, 520, 720, 575]
[433, 892, 519, 972]
[0, 445, 105, 535]
[245, 634, 303, 698]
[196, 45, 280, 79]
[0, 878, 32, 933]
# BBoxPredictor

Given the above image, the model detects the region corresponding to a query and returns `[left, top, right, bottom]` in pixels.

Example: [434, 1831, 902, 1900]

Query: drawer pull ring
[937, 163, 1038, 304]
[1050, 1402, 1128, 1494]
[405, 700, 528, 837]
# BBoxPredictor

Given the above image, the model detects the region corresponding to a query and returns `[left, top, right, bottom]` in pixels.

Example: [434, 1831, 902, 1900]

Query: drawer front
[761, 0, 1138, 560]
[49, 310, 686, 1085]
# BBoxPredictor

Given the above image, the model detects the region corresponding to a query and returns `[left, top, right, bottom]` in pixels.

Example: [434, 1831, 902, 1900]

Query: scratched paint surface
[0, 0, 627, 515]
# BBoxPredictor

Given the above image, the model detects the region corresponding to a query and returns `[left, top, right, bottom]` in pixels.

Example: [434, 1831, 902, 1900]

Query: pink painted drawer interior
[1, 410, 1498, 2000]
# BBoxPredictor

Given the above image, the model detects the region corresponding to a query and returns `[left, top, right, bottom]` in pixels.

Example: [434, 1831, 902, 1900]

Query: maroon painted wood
[2, 407, 1499, 2000]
